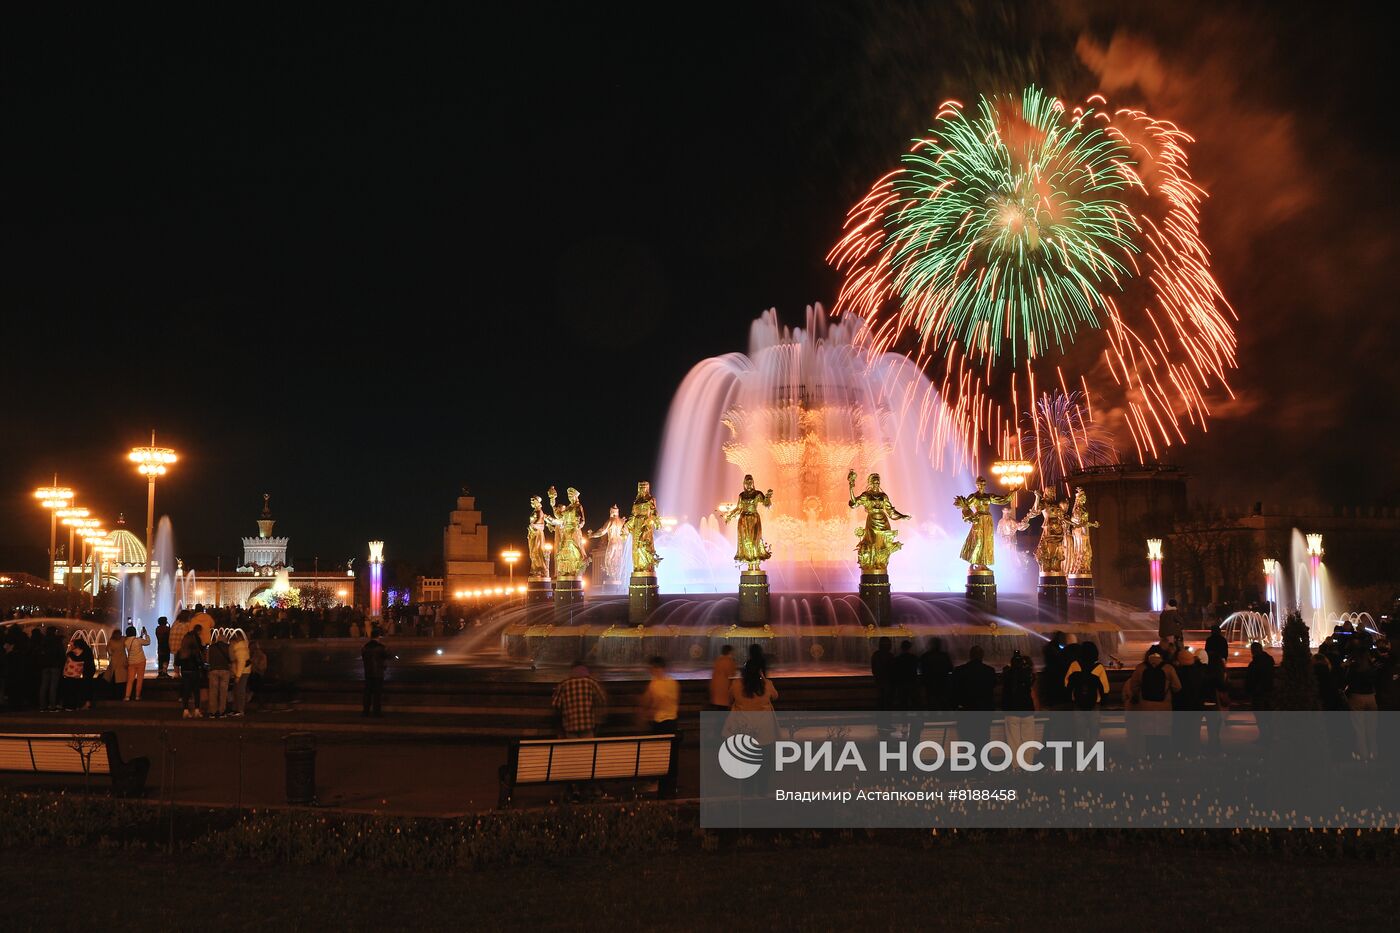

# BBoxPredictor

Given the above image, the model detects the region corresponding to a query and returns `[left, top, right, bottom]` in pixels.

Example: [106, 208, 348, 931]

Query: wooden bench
[498, 733, 680, 807]
[0, 732, 150, 797]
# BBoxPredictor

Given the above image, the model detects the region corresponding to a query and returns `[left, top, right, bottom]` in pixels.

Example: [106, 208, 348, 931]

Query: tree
[1273, 613, 1318, 711]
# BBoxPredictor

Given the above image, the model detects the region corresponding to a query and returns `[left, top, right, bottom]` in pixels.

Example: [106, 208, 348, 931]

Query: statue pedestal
[1067, 573, 1095, 599]
[629, 572, 660, 624]
[738, 571, 770, 625]
[553, 577, 583, 610]
[859, 573, 892, 625]
[527, 578, 553, 604]
[965, 568, 997, 610]
[1037, 572, 1068, 624]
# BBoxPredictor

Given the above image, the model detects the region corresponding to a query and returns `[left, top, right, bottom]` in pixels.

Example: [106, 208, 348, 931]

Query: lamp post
[33, 477, 74, 585]
[128, 431, 177, 581]
[1262, 557, 1279, 628]
[1305, 533, 1324, 623]
[989, 459, 1035, 511]
[1147, 538, 1164, 613]
[77, 524, 106, 607]
[56, 507, 91, 593]
[501, 548, 521, 586]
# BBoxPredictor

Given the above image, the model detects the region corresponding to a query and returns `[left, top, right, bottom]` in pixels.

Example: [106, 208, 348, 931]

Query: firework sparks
[829, 86, 1237, 467]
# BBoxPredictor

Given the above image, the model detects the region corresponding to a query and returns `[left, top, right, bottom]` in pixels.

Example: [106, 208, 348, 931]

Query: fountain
[654, 305, 974, 593]
[484, 306, 1114, 668]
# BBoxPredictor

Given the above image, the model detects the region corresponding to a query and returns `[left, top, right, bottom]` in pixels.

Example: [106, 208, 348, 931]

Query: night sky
[3, 2, 1396, 578]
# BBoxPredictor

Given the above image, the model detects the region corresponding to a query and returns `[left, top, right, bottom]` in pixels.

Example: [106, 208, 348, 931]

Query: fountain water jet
[654, 305, 977, 593]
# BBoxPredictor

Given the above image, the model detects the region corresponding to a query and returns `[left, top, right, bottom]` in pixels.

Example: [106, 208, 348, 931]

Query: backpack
[1069, 668, 1103, 710]
[1140, 664, 1168, 703]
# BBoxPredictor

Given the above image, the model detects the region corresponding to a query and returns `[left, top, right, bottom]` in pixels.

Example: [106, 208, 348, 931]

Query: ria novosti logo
[718, 733, 765, 779]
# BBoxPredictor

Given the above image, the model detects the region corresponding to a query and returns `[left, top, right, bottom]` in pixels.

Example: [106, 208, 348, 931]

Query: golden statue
[545, 485, 587, 579]
[1019, 488, 1068, 575]
[527, 495, 550, 579]
[589, 504, 628, 586]
[624, 480, 663, 575]
[954, 476, 1011, 570]
[1066, 486, 1100, 575]
[847, 470, 910, 574]
[723, 474, 773, 572]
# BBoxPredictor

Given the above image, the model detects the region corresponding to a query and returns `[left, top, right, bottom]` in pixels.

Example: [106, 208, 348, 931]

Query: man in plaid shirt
[552, 662, 608, 737]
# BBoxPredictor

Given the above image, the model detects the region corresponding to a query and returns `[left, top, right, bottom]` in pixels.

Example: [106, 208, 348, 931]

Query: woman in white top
[124, 624, 150, 700]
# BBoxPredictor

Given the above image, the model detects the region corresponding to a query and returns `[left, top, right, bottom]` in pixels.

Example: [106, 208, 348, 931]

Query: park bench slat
[635, 741, 673, 776]
[546, 744, 600, 781]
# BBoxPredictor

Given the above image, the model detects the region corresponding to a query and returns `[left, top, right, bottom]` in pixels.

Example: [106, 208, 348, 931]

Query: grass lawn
[5, 838, 1399, 931]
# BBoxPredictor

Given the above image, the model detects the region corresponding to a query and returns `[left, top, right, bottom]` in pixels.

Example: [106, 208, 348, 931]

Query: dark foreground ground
[5, 840, 1399, 932]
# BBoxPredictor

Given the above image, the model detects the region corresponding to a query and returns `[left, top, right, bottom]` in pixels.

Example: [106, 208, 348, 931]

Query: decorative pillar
[368, 540, 384, 618]
[1306, 533, 1324, 625]
[737, 570, 770, 625]
[1147, 538, 1164, 613]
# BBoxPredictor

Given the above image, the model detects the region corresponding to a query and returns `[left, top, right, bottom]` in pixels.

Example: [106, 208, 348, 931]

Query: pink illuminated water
[651, 305, 1027, 594]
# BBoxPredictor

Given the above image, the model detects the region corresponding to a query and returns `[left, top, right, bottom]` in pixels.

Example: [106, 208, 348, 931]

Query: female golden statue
[847, 470, 910, 574]
[723, 475, 773, 572]
[624, 480, 663, 575]
[589, 504, 628, 586]
[1019, 488, 1068, 575]
[954, 476, 1011, 570]
[1066, 487, 1100, 575]
[527, 495, 550, 578]
[545, 486, 587, 579]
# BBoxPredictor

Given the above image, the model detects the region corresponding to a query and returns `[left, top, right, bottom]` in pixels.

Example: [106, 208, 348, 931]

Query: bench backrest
[513, 734, 674, 784]
[0, 734, 112, 775]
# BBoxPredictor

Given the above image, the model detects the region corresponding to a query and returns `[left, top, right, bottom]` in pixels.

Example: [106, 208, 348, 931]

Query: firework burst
[1020, 390, 1116, 493]
[829, 86, 1237, 467]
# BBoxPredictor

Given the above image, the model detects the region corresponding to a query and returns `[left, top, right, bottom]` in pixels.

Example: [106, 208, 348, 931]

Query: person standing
[107, 626, 128, 701]
[640, 656, 679, 735]
[39, 626, 64, 711]
[1124, 648, 1181, 756]
[871, 636, 895, 738]
[708, 645, 737, 711]
[552, 662, 608, 737]
[892, 640, 919, 709]
[123, 624, 149, 701]
[1345, 650, 1379, 760]
[1205, 624, 1228, 670]
[229, 631, 251, 717]
[176, 627, 205, 718]
[1158, 599, 1183, 653]
[61, 636, 93, 711]
[951, 645, 997, 750]
[168, 612, 191, 678]
[154, 617, 171, 679]
[1001, 650, 1037, 769]
[918, 637, 953, 711]
[1245, 641, 1275, 744]
[361, 629, 388, 717]
[1065, 642, 1109, 745]
[205, 633, 232, 719]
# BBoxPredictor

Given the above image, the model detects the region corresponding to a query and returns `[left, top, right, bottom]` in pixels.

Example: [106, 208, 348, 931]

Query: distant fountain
[113, 516, 179, 633]
[1220, 610, 1277, 647]
[653, 305, 994, 594]
[1290, 528, 1336, 645]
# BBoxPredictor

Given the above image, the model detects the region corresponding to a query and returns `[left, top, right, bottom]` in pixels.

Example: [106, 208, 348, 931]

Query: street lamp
[501, 548, 522, 586]
[33, 477, 74, 584]
[57, 506, 91, 591]
[77, 524, 106, 603]
[128, 430, 177, 578]
[989, 459, 1035, 510]
[1305, 533, 1324, 622]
